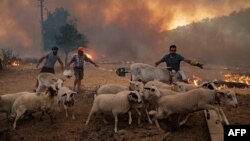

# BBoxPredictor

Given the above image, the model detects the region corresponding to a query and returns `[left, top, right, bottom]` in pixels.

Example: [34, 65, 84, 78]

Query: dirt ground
[0, 64, 249, 141]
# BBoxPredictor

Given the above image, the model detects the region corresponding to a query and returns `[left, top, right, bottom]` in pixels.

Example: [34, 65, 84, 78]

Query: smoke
[0, 0, 250, 63]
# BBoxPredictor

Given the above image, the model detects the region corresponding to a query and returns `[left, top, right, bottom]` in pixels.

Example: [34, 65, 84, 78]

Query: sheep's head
[56, 79, 65, 88]
[62, 91, 76, 107]
[215, 89, 238, 108]
[129, 81, 144, 92]
[128, 91, 142, 104]
[46, 86, 58, 97]
[143, 86, 161, 101]
[200, 81, 216, 90]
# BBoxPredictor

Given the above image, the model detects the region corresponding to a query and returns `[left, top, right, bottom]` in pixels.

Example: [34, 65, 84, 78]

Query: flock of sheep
[0, 63, 238, 135]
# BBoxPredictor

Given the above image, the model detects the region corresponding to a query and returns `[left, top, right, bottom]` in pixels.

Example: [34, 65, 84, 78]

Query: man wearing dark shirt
[155, 45, 203, 82]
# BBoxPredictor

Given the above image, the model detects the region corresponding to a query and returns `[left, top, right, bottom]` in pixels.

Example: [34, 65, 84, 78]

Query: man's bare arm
[57, 57, 64, 70]
[36, 55, 46, 68]
[88, 59, 99, 67]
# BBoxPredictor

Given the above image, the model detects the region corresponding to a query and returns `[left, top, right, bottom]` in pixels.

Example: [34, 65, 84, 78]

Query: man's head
[78, 47, 85, 56]
[169, 45, 177, 55]
[51, 46, 59, 55]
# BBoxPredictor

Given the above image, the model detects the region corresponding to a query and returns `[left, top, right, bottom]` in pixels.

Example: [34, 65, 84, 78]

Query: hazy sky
[0, 0, 250, 61]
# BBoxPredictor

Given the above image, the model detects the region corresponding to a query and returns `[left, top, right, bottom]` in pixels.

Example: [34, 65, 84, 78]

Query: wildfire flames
[224, 73, 250, 85]
[10, 60, 20, 67]
[85, 53, 93, 60]
[188, 75, 203, 86]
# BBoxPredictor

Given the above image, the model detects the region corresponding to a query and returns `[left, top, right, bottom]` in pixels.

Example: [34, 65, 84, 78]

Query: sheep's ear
[45, 88, 50, 95]
[217, 91, 225, 97]
[52, 78, 57, 81]
[128, 92, 137, 100]
[207, 84, 215, 90]
[129, 81, 133, 84]
[71, 92, 77, 97]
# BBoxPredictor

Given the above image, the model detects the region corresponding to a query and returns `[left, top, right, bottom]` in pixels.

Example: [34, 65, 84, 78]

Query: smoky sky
[0, 0, 250, 64]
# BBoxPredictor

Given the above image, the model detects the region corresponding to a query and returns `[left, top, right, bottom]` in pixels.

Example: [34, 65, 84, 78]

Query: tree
[0, 48, 19, 66]
[55, 23, 88, 64]
[43, 8, 69, 51]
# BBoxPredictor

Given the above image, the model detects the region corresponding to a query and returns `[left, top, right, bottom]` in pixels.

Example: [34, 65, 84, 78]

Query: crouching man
[155, 45, 203, 83]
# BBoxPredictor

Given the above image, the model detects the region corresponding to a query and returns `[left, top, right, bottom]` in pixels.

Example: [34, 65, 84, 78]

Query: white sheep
[130, 63, 179, 83]
[97, 84, 127, 95]
[36, 73, 64, 92]
[149, 88, 238, 130]
[142, 86, 180, 124]
[12, 87, 58, 129]
[172, 81, 217, 92]
[145, 80, 172, 90]
[85, 90, 142, 133]
[97, 81, 144, 95]
[57, 87, 77, 120]
[0, 92, 32, 118]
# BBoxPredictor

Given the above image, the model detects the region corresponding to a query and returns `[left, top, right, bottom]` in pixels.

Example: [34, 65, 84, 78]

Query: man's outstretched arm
[155, 60, 163, 67]
[88, 59, 99, 67]
[183, 59, 203, 69]
[36, 55, 46, 68]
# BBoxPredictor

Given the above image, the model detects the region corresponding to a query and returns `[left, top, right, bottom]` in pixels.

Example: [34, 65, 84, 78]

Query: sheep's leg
[203, 105, 223, 124]
[85, 107, 98, 125]
[151, 112, 162, 131]
[178, 114, 190, 126]
[101, 113, 108, 124]
[145, 108, 153, 124]
[219, 108, 229, 125]
[114, 114, 118, 133]
[57, 100, 61, 112]
[39, 111, 45, 121]
[128, 111, 132, 125]
[45, 110, 54, 124]
[13, 109, 25, 129]
[72, 110, 76, 120]
[134, 108, 141, 125]
[206, 109, 210, 119]
[64, 105, 68, 119]
[149, 110, 163, 131]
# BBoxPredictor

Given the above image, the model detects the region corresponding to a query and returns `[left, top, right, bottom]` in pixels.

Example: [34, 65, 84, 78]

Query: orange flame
[11, 61, 20, 67]
[217, 85, 228, 90]
[85, 53, 93, 60]
[188, 75, 202, 86]
[224, 73, 250, 85]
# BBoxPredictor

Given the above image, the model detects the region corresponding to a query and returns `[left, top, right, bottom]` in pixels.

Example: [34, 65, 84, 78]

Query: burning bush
[0, 48, 20, 68]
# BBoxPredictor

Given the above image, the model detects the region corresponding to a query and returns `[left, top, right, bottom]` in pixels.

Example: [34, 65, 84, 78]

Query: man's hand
[155, 61, 161, 67]
[190, 60, 203, 69]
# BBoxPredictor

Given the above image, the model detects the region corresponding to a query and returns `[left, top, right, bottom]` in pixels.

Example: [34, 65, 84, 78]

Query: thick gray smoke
[0, 0, 250, 64]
